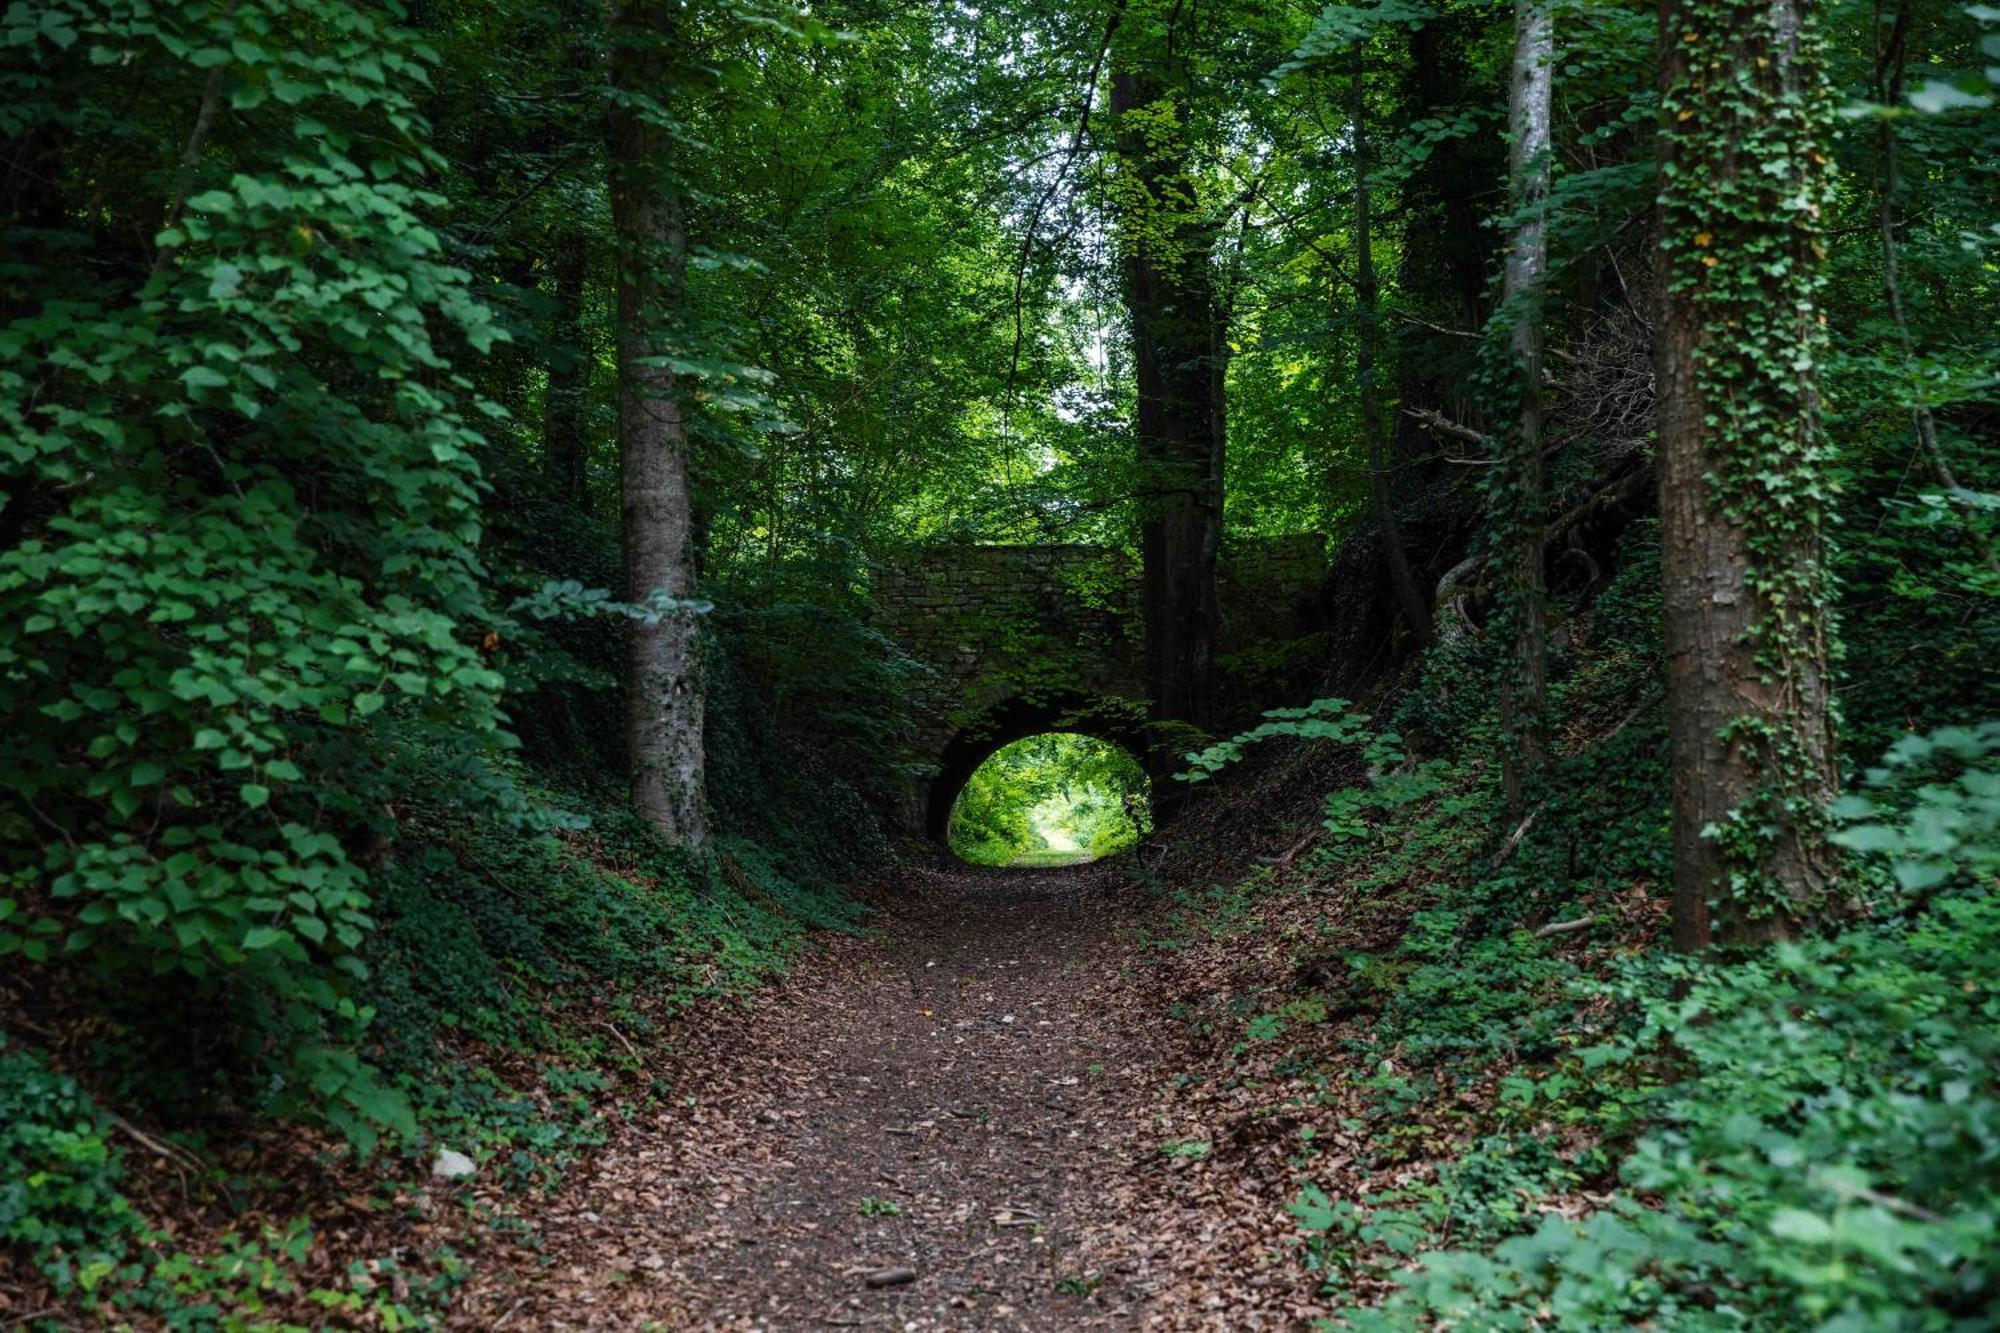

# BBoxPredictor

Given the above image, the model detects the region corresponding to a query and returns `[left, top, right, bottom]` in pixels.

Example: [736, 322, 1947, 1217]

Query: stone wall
[871, 544, 1141, 710]
[870, 535, 1328, 837]
[1218, 532, 1329, 649]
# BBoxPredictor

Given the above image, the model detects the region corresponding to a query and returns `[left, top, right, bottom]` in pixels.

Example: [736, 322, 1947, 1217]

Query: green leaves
[1178, 698, 1371, 783]
[948, 733, 1150, 867]
[1831, 722, 2000, 896]
[0, 0, 506, 1157]
[1908, 77, 1994, 114]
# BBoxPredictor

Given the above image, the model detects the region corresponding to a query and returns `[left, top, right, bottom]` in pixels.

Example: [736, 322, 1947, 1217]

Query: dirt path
[454, 862, 1175, 1330]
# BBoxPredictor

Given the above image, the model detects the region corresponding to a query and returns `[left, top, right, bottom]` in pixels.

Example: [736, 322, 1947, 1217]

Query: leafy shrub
[0, 1044, 139, 1291]
[364, 769, 865, 1073]
[1336, 723, 2000, 1331]
[1178, 698, 1373, 783]
[0, 0, 506, 1147]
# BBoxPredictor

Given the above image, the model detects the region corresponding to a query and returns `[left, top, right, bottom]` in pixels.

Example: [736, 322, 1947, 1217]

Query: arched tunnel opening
[945, 733, 1153, 866]
[923, 693, 1155, 864]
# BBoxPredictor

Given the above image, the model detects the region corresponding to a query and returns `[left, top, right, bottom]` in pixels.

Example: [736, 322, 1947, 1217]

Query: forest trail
[452, 864, 1178, 1331]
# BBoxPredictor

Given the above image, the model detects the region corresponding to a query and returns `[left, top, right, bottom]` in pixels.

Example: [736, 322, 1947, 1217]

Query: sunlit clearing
[947, 733, 1151, 868]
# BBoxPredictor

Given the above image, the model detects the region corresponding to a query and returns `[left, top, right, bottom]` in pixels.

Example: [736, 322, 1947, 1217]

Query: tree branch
[1402, 406, 1488, 448]
[1005, 0, 1126, 408]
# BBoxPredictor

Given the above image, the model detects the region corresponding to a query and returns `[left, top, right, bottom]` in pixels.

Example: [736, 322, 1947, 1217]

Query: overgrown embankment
[0, 570, 904, 1327]
[0, 789, 884, 1326]
[1098, 525, 2000, 1330]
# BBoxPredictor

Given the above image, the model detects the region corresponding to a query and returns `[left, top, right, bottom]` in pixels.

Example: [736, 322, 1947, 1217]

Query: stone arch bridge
[870, 536, 1328, 841]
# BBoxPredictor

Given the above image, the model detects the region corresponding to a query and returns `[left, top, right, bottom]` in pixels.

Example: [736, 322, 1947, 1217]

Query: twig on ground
[595, 1020, 640, 1062]
[1490, 805, 1545, 869]
[1255, 827, 1321, 874]
[109, 1113, 201, 1172]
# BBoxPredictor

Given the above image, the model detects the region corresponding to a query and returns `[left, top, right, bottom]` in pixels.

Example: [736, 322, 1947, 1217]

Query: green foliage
[1344, 884, 2000, 1330]
[1320, 731, 1455, 849]
[1658, 0, 1843, 914]
[0, 0, 509, 1148]
[366, 768, 862, 1075]
[1831, 721, 2000, 897]
[1, 0, 1993, 1325]
[1313, 723, 2000, 1330]
[0, 1044, 138, 1287]
[1178, 699, 1374, 783]
[0, 1046, 452, 1321]
[950, 733, 1151, 867]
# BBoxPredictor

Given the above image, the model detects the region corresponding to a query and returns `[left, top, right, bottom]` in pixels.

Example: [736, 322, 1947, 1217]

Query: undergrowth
[0, 674, 880, 1326]
[1157, 525, 2000, 1331]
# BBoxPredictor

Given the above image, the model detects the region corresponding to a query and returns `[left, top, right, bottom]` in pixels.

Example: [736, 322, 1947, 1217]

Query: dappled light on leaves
[948, 733, 1151, 867]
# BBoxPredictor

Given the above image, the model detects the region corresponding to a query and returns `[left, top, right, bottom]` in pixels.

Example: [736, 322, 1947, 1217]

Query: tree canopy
[1, 0, 1995, 1325]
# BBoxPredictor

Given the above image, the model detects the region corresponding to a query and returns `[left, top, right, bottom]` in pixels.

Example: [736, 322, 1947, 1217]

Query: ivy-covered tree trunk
[543, 227, 591, 504]
[1351, 73, 1430, 653]
[1110, 46, 1224, 748]
[607, 0, 706, 848]
[1656, 0, 1838, 949]
[1497, 0, 1553, 818]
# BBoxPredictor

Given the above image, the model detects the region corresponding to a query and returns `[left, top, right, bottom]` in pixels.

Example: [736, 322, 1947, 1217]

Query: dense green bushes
[1175, 514, 1999, 1329]
[0, 0, 512, 1148]
[0, 12, 907, 1317]
[1271, 705, 2000, 1330]
[0, 1046, 137, 1293]
[0, 0, 902, 1168]
[1337, 732, 2000, 1329]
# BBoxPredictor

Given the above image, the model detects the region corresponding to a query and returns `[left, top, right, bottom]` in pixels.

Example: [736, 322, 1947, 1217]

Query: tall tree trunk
[1351, 72, 1431, 652]
[1390, 10, 1503, 477]
[1498, 0, 1553, 818]
[1110, 56, 1225, 757]
[543, 227, 591, 504]
[1656, 0, 1837, 950]
[607, 0, 705, 848]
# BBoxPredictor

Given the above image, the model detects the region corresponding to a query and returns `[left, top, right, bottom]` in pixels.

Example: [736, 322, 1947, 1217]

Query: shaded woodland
[1, 0, 1996, 1326]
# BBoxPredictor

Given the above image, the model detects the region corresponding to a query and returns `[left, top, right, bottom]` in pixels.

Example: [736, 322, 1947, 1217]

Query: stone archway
[923, 690, 1152, 843]
[869, 536, 1330, 841]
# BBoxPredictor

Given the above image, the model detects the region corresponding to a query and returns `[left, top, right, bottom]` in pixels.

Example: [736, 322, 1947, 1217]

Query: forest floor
[448, 859, 1321, 1330]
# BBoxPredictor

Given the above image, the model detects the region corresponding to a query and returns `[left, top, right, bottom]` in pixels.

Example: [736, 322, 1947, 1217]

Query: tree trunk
[543, 226, 591, 504]
[1351, 73, 1431, 652]
[1498, 0, 1553, 818]
[1656, 0, 1838, 950]
[1109, 58, 1224, 756]
[1390, 10, 1503, 478]
[607, 0, 706, 848]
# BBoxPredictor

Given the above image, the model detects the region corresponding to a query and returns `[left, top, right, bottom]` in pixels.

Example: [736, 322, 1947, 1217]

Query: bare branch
[1402, 407, 1488, 448]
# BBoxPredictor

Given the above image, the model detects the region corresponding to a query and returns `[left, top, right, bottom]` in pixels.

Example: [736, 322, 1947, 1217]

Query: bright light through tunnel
[946, 733, 1152, 867]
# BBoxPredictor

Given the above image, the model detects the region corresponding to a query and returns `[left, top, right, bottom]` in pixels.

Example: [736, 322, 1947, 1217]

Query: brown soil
[452, 862, 1190, 1331]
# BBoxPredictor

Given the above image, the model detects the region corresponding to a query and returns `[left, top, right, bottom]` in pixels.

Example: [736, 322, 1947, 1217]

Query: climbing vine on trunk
[1655, 0, 1840, 948]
